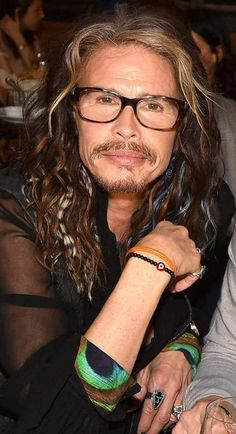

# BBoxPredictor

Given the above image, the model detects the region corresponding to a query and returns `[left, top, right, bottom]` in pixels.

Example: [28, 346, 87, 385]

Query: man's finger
[137, 395, 163, 433]
[138, 391, 177, 434]
[134, 367, 149, 400]
[172, 274, 199, 292]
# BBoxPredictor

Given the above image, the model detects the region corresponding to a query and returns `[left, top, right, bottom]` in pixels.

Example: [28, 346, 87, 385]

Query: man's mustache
[91, 141, 157, 165]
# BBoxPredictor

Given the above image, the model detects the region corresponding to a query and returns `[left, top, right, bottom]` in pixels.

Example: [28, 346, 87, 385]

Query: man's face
[22, 0, 45, 32]
[76, 44, 180, 194]
[192, 31, 217, 84]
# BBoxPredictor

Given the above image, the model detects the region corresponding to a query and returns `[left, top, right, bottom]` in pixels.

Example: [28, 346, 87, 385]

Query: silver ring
[196, 247, 201, 254]
[191, 264, 206, 279]
[171, 404, 183, 419]
[145, 390, 165, 410]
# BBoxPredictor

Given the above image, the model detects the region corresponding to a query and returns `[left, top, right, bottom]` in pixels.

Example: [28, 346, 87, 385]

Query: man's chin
[94, 175, 146, 194]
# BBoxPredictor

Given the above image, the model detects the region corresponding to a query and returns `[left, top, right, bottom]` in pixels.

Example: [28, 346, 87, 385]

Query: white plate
[0, 106, 23, 124]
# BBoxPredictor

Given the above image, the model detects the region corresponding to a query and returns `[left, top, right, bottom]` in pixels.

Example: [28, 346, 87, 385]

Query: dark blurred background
[43, 0, 236, 21]
[40, 0, 236, 55]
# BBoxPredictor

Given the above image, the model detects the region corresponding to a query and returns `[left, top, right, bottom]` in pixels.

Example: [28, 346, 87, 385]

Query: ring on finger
[191, 264, 206, 279]
[171, 404, 183, 420]
[145, 390, 165, 410]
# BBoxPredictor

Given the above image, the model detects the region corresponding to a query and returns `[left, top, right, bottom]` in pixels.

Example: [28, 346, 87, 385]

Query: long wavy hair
[22, 7, 221, 298]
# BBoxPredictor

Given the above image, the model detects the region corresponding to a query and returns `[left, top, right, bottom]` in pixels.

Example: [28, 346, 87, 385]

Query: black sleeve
[0, 193, 75, 375]
[0, 192, 137, 432]
[0, 191, 83, 429]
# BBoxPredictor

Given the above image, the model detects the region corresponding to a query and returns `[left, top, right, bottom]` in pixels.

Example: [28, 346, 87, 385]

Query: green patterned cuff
[162, 332, 202, 378]
[75, 336, 135, 412]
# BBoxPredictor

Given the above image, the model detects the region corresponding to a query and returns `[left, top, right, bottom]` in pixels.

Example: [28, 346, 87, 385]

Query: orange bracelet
[126, 245, 177, 274]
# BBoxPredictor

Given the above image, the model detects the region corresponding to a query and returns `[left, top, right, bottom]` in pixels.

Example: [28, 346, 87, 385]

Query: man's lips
[101, 150, 147, 165]
[91, 141, 157, 165]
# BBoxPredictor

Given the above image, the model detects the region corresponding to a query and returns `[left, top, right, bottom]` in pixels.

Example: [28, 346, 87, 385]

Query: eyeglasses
[72, 86, 188, 131]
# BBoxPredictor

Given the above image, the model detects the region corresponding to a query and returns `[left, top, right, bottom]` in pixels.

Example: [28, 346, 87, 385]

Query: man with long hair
[0, 6, 234, 434]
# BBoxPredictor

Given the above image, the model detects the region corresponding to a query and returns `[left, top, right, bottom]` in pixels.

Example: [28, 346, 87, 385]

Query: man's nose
[111, 106, 141, 141]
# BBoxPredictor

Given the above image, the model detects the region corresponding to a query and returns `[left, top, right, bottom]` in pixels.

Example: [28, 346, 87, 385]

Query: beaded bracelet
[126, 252, 176, 283]
[127, 245, 177, 274]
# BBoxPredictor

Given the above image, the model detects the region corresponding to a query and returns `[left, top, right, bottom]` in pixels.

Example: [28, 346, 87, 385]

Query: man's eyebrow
[92, 87, 175, 98]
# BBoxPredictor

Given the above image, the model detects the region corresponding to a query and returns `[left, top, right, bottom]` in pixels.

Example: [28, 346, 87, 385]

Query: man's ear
[215, 44, 224, 63]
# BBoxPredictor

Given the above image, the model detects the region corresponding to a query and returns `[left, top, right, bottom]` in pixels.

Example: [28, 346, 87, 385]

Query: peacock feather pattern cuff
[75, 336, 135, 412]
[162, 331, 202, 378]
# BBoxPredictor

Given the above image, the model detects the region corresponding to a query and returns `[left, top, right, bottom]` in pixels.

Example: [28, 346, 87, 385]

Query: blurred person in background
[190, 19, 236, 101]
[0, 0, 45, 104]
[189, 16, 236, 203]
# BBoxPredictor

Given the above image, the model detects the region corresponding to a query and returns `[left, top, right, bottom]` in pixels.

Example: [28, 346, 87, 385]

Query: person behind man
[0, 0, 45, 104]
[180, 14, 236, 325]
[189, 13, 236, 102]
[173, 220, 236, 434]
[0, 7, 234, 434]
[189, 17, 236, 203]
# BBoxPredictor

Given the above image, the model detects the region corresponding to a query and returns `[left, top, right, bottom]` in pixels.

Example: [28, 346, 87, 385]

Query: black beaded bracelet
[126, 252, 176, 282]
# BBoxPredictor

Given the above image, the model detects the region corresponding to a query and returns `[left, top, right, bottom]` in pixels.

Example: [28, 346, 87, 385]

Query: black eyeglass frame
[72, 86, 188, 131]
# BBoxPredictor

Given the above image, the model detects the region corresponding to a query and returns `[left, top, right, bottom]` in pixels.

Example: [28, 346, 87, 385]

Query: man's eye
[146, 101, 163, 111]
[97, 95, 117, 104]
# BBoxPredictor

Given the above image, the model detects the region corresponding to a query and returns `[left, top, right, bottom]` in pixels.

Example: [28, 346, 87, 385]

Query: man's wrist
[161, 331, 202, 378]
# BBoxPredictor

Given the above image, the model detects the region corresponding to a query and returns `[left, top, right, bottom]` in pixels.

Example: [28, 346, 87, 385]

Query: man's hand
[134, 351, 192, 434]
[139, 221, 202, 292]
[172, 396, 222, 434]
[0, 13, 21, 42]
